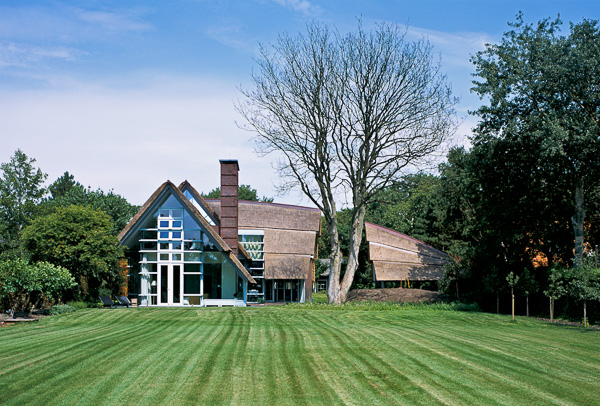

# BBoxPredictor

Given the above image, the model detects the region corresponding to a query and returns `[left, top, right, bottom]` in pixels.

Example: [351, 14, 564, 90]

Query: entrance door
[159, 264, 182, 305]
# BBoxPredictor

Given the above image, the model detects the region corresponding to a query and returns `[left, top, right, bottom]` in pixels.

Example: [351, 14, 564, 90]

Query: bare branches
[236, 20, 457, 303]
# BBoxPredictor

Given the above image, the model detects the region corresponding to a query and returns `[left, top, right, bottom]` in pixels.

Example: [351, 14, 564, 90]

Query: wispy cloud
[76, 9, 153, 33]
[205, 22, 259, 53]
[406, 27, 495, 69]
[0, 4, 153, 42]
[270, 0, 322, 17]
[0, 41, 86, 68]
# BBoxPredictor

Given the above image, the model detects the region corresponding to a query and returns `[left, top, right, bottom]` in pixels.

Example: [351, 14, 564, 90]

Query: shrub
[45, 304, 76, 315]
[66, 300, 88, 310]
[0, 258, 75, 315]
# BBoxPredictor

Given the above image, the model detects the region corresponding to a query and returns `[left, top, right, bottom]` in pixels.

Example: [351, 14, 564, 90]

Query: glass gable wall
[133, 195, 243, 306]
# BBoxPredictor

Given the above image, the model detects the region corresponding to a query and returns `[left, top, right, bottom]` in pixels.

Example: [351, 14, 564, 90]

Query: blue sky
[1, 1, 598, 206]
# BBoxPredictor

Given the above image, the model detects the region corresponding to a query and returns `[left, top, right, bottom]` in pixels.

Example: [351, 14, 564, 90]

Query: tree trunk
[584, 300, 587, 328]
[571, 181, 585, 266]
[511, 287, 515, 321]
[496, 292, 499, 314]
[326, 213, 343, 305]
[455, 281, 459, 301]
[550, 297, 554, 321]
[526, 295, 529, 318]
[339, 204, 367, 303]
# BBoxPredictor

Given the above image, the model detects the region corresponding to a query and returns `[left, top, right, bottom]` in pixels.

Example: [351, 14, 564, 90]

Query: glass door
[159, 264, 182, 305]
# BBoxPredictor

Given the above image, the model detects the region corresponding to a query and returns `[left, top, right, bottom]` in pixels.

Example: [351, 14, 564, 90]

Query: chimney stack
[219, 160, 239, 256]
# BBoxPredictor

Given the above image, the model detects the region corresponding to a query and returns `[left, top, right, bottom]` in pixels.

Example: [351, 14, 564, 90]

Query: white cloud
[405, 26, 495, 69]
[0, 4, 152, 42]
[205, 23, 259, 53]
[0, 41, 86, 68]
[76, 9, 153, 33]
[270, 0, 322, 17]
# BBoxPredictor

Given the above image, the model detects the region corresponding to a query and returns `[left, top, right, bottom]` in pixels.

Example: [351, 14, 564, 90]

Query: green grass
[1, 306, 599, 405]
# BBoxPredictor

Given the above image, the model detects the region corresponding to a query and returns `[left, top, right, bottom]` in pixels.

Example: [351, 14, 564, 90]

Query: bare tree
[237, 22, 457, 303]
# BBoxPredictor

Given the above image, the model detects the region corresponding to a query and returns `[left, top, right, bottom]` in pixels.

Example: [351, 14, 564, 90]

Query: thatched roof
[118, 181, 256, 284]
[205, 199, 321, 281]
[205, 199, 321, 232]
[365, 222, 449, 282]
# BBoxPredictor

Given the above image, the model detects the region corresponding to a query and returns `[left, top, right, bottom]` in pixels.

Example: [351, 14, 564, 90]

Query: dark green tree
[0, 150, 47, 245]
[202, 184, 274, 202]
[38, 184, 138, 235]
[366, 173, 439, 240]
[471, 13, 600, 266]
[48, 171, 80, 199]
[21, 205, 125, 300]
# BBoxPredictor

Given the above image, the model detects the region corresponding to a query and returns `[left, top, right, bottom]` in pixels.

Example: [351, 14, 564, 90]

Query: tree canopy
[0, 149, 47, 245]
[238, 21, 456, 303]
[471, 13, 600, 266]
[39, 180, 138, 235]
[21, 205, 125, 300]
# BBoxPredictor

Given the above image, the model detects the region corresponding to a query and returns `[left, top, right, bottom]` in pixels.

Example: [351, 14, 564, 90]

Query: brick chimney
[219, 160, 239, 256]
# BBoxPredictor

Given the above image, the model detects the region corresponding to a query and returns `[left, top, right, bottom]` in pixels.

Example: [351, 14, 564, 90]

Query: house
[365, 222, 449, 287]
[118, 160, 321, 307]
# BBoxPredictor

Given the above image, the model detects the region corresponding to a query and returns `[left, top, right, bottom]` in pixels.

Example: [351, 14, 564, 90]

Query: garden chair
[117, 296, 132, 308]
[99, 296, 116, 309]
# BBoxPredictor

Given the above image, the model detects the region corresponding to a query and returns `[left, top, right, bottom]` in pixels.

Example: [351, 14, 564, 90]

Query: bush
[66, 300, 88, 310]
[45, 304, 76, 315]
[0, 258, 75, 314]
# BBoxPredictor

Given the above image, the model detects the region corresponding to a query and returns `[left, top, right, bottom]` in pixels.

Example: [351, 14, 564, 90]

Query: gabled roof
[118, 181, 256, 284]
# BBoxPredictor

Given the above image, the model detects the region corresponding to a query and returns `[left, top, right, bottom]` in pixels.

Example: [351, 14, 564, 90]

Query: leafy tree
[21, 205, 125, 300]
[202, 184, 274, 202]
[520, 268, 538, 317]
[566, 257, 600, 327]
[471, 13, 600, 266]
[38, 183, 138, 235]
[506, 271, 520, 321]
[48, 171, 80, 199]
[544, 266, 566, 321]
[366, 173, 439, 239]
[0, 149, 47, 245]
[0, 258, 75, 317]
[238, 21, 456, 303]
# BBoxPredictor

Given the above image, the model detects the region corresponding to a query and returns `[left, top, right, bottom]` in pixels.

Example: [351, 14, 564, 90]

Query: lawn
[1, 304, 599, 405]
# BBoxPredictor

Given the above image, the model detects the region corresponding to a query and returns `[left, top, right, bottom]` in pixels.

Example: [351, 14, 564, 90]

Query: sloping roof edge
[365, 222, 448, 259]
[178, 180, 221, 224]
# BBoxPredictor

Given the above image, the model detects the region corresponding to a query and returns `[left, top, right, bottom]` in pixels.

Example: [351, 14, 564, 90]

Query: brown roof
[205, 199, 321, 232]
[118, 181, 256, 284]
[365, 222, 449, 282]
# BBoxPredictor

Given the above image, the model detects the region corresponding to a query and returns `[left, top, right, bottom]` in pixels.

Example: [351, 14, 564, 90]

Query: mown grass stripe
[1, 307, 599, 405]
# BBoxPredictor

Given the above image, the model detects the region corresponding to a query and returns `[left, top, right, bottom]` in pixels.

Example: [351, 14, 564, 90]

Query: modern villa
[118, 160, 321, 307]
[118, 159, 448, 307]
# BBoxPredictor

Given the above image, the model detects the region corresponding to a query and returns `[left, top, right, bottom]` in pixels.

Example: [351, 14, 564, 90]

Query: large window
[138, 206, 206, 306]
[264, 279, 304, 302]
[239, 230, 264, 302]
